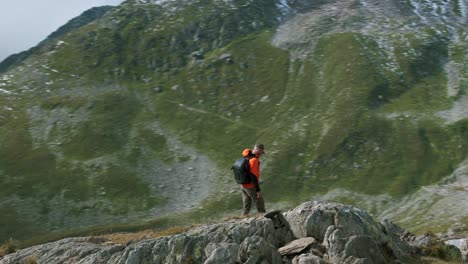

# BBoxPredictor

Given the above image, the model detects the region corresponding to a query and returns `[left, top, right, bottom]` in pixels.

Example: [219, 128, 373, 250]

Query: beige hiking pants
[241, 186, 265, 216]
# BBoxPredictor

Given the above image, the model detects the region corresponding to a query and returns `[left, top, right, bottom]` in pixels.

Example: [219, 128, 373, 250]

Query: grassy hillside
[0, 0, 466, 244]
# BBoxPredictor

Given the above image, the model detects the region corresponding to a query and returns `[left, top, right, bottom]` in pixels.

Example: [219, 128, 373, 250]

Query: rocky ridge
[1, 201, 466, 263]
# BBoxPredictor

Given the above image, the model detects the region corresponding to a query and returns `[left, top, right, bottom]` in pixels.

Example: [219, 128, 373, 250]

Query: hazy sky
[0, 0, 125, 62]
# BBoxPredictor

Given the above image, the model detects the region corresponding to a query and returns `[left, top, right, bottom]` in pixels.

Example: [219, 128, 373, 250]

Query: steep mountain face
[0, 0, 466, 244]
[0, 6, 115, 73]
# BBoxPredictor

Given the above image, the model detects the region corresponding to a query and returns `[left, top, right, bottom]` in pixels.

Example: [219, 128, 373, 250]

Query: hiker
[241, 143, 266, 216]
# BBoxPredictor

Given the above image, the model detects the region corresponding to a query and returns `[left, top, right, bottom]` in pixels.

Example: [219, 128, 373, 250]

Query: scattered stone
[292, 253, 325, 264]
[239, 235, 282, 264]
[204, 243, 239, 264]
[283, 201, 335, 240]
[260, 95, 270, 103]
[446, 238, 468, 262]
[406, 232, 463, 262]
[191, 51, 204, 60]
[278, 237, 316, 256]
[219, 53, 234, 63]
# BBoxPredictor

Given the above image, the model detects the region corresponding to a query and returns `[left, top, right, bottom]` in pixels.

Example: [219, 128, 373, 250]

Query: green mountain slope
[0, 0, 467, 243]
[0, 6, 114, 73]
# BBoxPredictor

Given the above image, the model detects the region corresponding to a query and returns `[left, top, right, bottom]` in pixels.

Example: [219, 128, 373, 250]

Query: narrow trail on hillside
[165, 99, 257, 129]
[438, 96, 468, 124]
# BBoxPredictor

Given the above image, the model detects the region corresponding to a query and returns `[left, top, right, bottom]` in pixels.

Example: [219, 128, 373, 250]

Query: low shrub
[0, 238, 18, 257]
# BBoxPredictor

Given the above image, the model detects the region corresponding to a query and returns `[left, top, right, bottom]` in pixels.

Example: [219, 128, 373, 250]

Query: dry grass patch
[102, 226, 193, 245]
[103, 213, 263, 245]
[22, 255, 38, 264]
[420, 256, 462, 264]
[222, 213, 265, 222]
[451, 186, 466, 192]
[0, 238, 18, 257]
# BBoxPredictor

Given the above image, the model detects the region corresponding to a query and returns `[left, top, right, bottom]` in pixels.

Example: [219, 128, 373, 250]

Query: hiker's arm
[249, 158, 261, 192]
[250, 172, 261, 192]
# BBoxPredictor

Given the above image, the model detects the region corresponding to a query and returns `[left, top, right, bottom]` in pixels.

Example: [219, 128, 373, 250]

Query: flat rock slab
[278, 237, 316, 256]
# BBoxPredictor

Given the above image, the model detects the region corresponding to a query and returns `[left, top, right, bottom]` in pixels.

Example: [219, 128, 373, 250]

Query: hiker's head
[253, 144, 265, 156]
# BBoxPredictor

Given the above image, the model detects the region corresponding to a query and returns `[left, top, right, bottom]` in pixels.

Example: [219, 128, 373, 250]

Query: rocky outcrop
[0, 211, 293, 264]
[0, 201, 463, 264]
[283, 201, 414, 263]
[403, 233, 463, 262]
[446, 238, 468, 262]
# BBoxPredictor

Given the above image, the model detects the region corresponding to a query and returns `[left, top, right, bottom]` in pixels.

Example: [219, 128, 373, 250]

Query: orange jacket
[241, 148, 261, 191]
